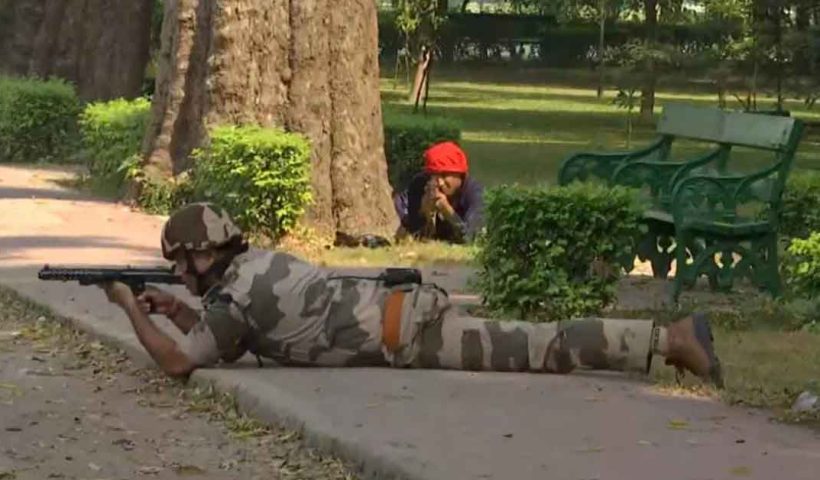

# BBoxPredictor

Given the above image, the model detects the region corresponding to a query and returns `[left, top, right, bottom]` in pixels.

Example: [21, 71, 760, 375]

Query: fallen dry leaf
[730, 466, 752, 476]
[173, 464, 206, 476]
[667, 419, 689, 430]
[112, 438, 135, 451]
[576, 446, 604, 453]
[0, 383, 22, 397]
[137, 466, 163, 475]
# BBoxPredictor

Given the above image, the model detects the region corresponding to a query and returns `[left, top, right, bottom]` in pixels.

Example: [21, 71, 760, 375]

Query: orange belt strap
[382, 290, 405, 353]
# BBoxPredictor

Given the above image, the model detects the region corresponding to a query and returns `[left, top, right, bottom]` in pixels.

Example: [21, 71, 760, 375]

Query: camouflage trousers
[382, 284, 655, 374]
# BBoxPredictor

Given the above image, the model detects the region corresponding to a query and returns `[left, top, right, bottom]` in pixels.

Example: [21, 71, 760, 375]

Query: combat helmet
[161, 202, 244, 260]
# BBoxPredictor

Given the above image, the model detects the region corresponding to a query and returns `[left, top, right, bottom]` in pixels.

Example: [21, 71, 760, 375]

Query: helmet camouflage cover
[161, 202, 244, 260]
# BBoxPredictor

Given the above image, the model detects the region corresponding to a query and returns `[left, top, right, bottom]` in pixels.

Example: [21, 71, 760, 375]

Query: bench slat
[657, 103, 796, 151]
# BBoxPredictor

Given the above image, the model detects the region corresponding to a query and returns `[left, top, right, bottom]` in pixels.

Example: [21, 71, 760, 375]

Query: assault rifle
[38, 265, 183, 295]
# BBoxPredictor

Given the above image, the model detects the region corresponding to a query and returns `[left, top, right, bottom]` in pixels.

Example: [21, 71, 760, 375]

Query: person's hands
[432, 190, 455, 217]
[136, 287, 180, 316]
[99, 281, 136, 309]
[421, 179, 439, 216]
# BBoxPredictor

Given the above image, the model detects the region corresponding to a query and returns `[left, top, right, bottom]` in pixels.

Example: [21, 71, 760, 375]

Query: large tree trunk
[142, 0, 398, 238]
[639, 0, 658, 122]
[0, 0, 153, 101]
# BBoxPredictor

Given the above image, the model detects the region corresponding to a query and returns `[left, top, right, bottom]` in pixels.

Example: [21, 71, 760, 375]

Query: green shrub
[784, 232, 820, 299]
[383, 113, 461, 192]
[0, 76, 81, 163]
[137, 176, 192, 215]
[118, 153, 193, 216]
[79, 97, 151, 187]
[476, 183, 642, 321]
[190, 125, 312, 242]
[781, 172, 820, 240]
[782, 232, 820, 332]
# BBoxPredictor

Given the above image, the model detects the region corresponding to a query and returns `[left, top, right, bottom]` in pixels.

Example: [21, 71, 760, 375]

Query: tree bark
[328, 0, 397, 236]
[640, 0, 658, 122]
[0, 0, 153, 101]
[142, 0, 398, 237]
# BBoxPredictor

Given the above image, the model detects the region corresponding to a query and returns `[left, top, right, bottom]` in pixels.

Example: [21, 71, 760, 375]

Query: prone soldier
[99, 203, 723, 387]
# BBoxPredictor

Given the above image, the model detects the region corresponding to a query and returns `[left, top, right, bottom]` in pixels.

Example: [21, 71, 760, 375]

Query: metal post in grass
[413, 45, 433, 115]
[597, 0, 606, 100]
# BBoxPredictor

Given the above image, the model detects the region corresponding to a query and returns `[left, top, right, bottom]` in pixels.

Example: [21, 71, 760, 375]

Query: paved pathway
[1, 164, 818, 480]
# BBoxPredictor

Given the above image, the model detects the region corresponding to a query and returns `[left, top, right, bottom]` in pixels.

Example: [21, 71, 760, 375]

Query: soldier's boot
[661, 313, 724, 388]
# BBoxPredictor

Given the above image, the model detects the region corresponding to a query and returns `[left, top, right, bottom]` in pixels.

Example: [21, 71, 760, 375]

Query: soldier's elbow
[160, 350, 197, 379]
[163, 361, 196, 379]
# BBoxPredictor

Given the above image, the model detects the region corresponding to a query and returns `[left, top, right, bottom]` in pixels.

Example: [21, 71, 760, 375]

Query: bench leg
[678, 233, 782, 298]
[751, 233, 783, 298]
[637, 220, 675, 279]
[672, 231, 723, 303]
[671, 230, 695, 303]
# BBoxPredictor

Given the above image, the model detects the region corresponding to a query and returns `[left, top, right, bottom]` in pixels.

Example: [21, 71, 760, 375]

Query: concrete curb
[2, 283, 419, 480]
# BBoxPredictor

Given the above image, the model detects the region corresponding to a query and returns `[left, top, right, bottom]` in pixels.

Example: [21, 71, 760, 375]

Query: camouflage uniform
[180, 247, 657, 374]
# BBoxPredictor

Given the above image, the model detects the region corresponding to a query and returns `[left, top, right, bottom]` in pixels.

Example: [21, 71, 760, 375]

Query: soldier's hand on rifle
[99, 281, 135, 308]
[137, 287, 180, 317]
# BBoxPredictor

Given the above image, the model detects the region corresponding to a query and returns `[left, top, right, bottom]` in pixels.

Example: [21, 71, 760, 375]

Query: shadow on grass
[385, 102, 630, 138]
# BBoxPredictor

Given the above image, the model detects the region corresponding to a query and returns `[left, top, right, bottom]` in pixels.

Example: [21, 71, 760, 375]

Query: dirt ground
[0, 286, 355, 480]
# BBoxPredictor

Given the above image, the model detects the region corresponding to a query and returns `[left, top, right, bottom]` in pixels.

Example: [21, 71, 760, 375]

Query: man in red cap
[393, 141, 485, 244]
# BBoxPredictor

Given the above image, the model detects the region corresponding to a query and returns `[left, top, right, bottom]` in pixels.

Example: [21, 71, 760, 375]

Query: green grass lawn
[381, 77, 820, 187]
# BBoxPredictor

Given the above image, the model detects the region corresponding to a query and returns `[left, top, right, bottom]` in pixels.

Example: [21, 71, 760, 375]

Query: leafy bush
[122, 157, 193, 216]
[781, 298, 819, 333]
[782, 232, 820, 332]
[0, 76, 81, 163]
[784, 232, 820, 299]
[781, 172, 820, 240]
[79, 97, 151, 187]
[383, 113, 461, 192]
[190, 125, 312, 242]
[476, 183, 642, 321]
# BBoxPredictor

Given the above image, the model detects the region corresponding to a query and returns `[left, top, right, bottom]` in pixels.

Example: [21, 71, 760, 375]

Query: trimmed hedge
[191, 125, 312, 242]
[79, 97, 151, 186]
[781, 172, 820, 241]
[0, 76, 81, 163]
[782, 232, 820, 332]
[784, 232, 820, 300]
[476, 182, 642, 321]
[384, 112, 461, 191]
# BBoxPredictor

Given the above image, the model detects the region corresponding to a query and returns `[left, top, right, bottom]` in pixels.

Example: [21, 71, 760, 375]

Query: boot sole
[691, 312, 725, 389]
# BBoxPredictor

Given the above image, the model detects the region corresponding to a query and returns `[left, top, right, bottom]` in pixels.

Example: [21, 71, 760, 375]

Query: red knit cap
[424, 141, 468, 174]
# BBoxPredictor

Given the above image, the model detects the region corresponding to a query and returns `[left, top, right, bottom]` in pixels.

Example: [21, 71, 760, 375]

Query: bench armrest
[557, 136, 669, 185]
[668, 144, 732, 186]
[610, 146, 729, 203]
[670, 161, 786, 224]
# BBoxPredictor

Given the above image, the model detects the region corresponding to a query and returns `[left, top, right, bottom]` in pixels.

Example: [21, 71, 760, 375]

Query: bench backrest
[659, 103, 805, 208]
[657, 103, 799, 152]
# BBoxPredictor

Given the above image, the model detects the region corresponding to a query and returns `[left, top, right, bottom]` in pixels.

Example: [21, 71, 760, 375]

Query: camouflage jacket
[181, 247, 392, 367]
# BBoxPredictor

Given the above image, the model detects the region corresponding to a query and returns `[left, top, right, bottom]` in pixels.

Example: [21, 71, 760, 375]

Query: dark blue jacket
[393, 173, 484, 244]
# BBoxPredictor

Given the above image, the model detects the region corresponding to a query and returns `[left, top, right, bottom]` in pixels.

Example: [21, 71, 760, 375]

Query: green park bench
[558, 104, 730, 187]
[558, 103, 805, 300]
